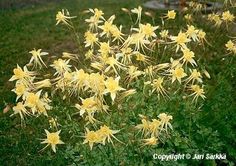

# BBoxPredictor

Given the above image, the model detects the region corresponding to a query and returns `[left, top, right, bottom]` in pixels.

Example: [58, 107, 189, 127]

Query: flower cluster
[136, 113, 172, 146]
[9, 6, 213, 152]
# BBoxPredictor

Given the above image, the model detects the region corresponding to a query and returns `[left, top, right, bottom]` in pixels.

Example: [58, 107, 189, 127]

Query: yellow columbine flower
[75, 96, 98, 116]
[12, 82, 27, 101]
[184, 14, 193, 22]
[159, 30, 169, 39]
[41, 130, 64, 153]
[190, 85, 206, 102]
[186, 25, 199, 42]
[85, 8, 104, 31]
[136, 118, 150, 136]
[181, 48, 196, 66]
[170, 31, 191, 52]
[148, 119, 161, 137]
[83, 128, 101, 150]
[110, 25, 124, 42]
[104, 77, 125, 101]
[127, 65, 143, 82]
[139, 23, 159, 39]
[25, 92, 40, 108]
[131, 6, 142, 24]
[98, 15, 115, 37]
[97, 125, 120, 145]
[125, 33, 150, 51]
[158, 113, 173, 131]
[225, 40, 235, 52]
[56, 9, 76, 27]
[34, 79, 51, 90]
[29, 49, 48, 68]
[171, 66, 187, 83]
[98, 42, 111, 55]
[142, 137, 158, 146]
[50, 59, 71, 75]
[104, 56, 125, 74]
[186, 69, 202, 84]
[11, 102, 30, 121]
[84, 31, 98, 48]
[151, 77, 168, 98]
[222, 11, 235, 22]
[9, 65, 34, 82]
[166, 10, 176, 19]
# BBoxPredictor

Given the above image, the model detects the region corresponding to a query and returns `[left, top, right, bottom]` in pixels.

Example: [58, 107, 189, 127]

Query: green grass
[0, 0, 236, 165]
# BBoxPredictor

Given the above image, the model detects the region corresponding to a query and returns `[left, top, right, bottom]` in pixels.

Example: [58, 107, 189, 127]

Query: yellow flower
[151, 77, 168, 98]
[125, 33, 150, 51]
[186, 25, 199, 42]
[186, 69, 202, 84]
[171, 66, 187, 83]
[84, 31, 98, 48]
[110, 25, 124, 42]
[104, 77, 125, 101]
[97, 125, 120, 145]
[148, 119, 161, 137]
[184, 14, 193, 22]
[131, 6, 142, 24]
[104, 56, 126, 74]
[158, 113, 173, 131]
[142, 137, 158, 146]
[190, 85, 206, 101]
[85, 9, 104, 31]
[83, 128, 100, 150]
[12, 82, 27, 101]
[25, 92, 40, 108]
[181, 48, 196, 66]
[136, 118, 150, 136]
[75, 96, 98, 116]
[139, 23, 159, 38]
[222, 11, 235, 22]
[50, 59, 71, 75]
[41, 130, 64, 153]
[166, 10, 176, 19]
[29, 49, 48, 68]
[159, 30, 169, 39]
[98, 15, 115, 37]
[9, 65, 34, 82]
[34, 79, 51, 90]
[225, 40, 235, 52]
[56, 9, 76, 27]
[98, 42, 111, 55]
[170, 31, 191, 52]
[11, 102, 30, 121]
[127, 65, 143, 82]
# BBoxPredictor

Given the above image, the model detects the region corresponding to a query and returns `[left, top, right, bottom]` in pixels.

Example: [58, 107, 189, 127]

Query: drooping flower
[158, 113, 173, 131]
[56, 9, 76, 27]
[29, 49, 48, 68]
[142, 137, 158, 146]
[131, 6, 142, 24]
[97, 125, 120, 145]
[181, 48, 197, 66]
[190, 85, 206, 102]
[151, 77, 168, 98]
